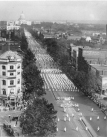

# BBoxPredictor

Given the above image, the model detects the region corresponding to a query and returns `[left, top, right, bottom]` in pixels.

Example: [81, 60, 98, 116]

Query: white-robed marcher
[85, 127, 88, 131]
[72, 113, 74, 117]
[56, 127, 58, 132]
[80, 117, 82, 121]
[77, 104, 79, 107]
[97, 126, 100, 131]
[64, 117, 66, 121]
[64, 108, 66, 112]
[68, 117, 71, 121]
[90, 117, 92, 121]
[78, 108, 80, 112]
[91, 108, 94, 112]
[104, 116, 106, 120]
[57, 118, 60, 122]
[97, 116, 99, 120]
[66, 114, 69, 117]
[80, 113, 82, 116]
[76, 127, 78, 131]
[64, 127, 66, 132]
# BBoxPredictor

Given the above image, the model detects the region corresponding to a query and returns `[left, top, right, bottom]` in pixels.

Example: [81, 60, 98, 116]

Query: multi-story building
[0, 41, 20, 55]
[15, 12, 31, 26]
[7, 21, 20, 30]
[0, 21, 7, 30]
[0, 50, 22, 106]
[70, 44, 107, 70]
[70, 44, 107, 94]
[70, 44, 83, 70]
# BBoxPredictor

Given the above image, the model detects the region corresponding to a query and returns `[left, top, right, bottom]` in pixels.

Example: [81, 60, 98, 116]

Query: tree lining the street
[22, 48, 46, 100]
[22, 48, 36, 70]
[73, 70, 101, 95]
[20, 98, 57, 137]
[22, 62, 46, 100]
[20, 30, 57, 137]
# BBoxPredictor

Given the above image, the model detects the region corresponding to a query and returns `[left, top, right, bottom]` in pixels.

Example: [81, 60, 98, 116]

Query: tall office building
[0, 50, 22, 106]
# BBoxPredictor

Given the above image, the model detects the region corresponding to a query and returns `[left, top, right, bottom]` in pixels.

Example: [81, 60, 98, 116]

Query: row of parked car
[82, 91, 107, 116]
[3, 124, 19, 137]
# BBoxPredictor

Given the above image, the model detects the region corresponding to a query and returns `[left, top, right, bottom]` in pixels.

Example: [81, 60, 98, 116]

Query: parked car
[11, 116, 18, 121]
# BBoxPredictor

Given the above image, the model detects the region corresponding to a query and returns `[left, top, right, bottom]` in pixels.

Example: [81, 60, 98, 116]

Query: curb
[79, 117, 97, 137]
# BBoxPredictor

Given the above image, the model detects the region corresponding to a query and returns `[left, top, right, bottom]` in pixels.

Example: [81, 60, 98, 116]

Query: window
[2, 89, 6, 95]
[10, 80, 14, 85]
[2, 80, 6, 85]
[17, 72, 20, 75]
[17, 79, 20, 84]
[10, 73, 14, 76]
[17, 65, 20, 69]
[2, 65, 6, 70]
[2, 72, 6, 76]
[10, 65, 14, 69]
[17, 88, 20, 93]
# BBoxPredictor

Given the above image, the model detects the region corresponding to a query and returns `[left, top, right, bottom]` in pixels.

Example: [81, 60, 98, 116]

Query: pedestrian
[68, 117, 70, 121]
[97, 116, 99, 120]
[8, 115, 10, 119]
[86, 127, 88, 131]
[57, 118, 60, 122]
[97, 126, 100, 131]
[76, 127, 78, 131]
[78, 108, 80, 112]
[64, 127, 66, 132]
[91, 108, 94, 112]
[16, 120, 18, 126]
[66, 114, 69, 117]
[104, 116, 106, 120]
[64, 108, 66, 112]
[72, 113, 74, 117]
[80, 113, 82, 116]
[90, 117, 92, 121]
[64, 117, 66, 121]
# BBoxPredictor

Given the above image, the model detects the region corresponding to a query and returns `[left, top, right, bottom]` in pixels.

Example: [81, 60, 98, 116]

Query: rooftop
[0, 50, 21, 60]
[91, 64, 107, 71]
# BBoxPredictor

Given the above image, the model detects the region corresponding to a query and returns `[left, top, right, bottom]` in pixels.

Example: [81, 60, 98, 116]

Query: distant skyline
[0, 1, 107, 23]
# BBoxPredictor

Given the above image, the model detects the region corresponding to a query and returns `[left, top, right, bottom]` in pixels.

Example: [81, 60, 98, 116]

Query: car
[103, 97, 107, 100]
[11, 116, 18, 121]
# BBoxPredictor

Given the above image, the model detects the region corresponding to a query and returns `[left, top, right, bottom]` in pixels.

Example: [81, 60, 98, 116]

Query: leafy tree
[20, 98, 57, 137]
[20, 34, 28, 52]
[73, 70, 101, 94]
[73, 71, 87, 90]
[86, 71, 101, 94]
[22, 63, 45, 101]
[22, 49, 36, 70]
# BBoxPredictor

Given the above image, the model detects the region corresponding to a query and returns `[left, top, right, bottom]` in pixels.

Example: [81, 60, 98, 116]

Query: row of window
[2, 71, 20, 76]
[99, 70, 107, 75]
[2, 79, 20, 85]
[2, 88, 21, 95]
[2, 65, 20, 70]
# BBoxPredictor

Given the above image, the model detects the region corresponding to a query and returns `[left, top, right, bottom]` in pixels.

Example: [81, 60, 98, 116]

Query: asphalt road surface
[25, 30, 107, 137]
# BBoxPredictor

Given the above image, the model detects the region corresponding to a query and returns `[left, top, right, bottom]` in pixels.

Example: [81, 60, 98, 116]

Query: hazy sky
[0, 0, 107, 22]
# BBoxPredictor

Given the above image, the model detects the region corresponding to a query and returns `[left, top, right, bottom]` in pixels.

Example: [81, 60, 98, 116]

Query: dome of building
[19, 12, 25, 20]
